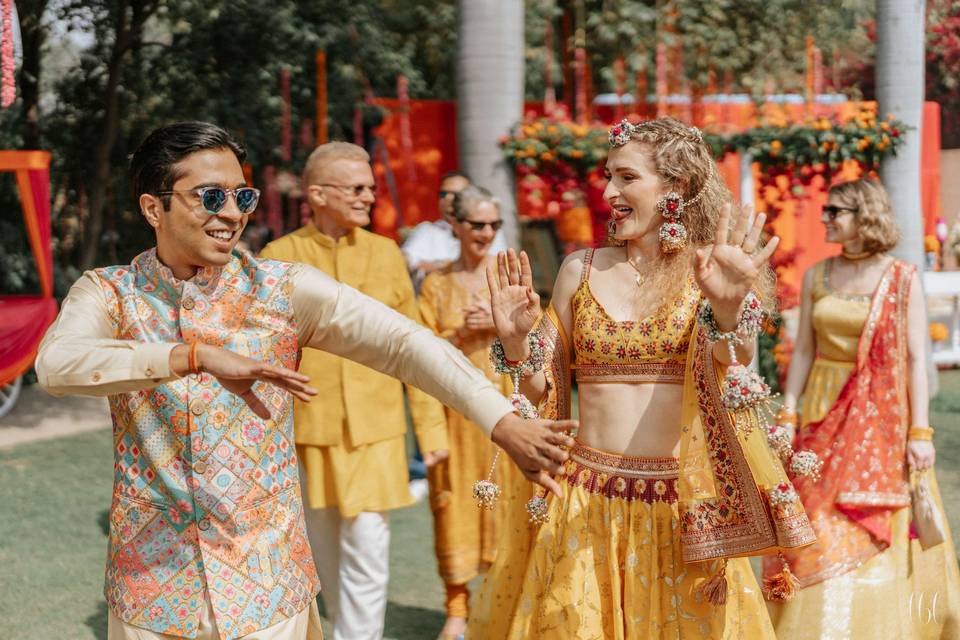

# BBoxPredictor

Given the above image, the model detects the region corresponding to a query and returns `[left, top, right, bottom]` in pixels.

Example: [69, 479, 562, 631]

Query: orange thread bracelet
[188, 342, 201, 375]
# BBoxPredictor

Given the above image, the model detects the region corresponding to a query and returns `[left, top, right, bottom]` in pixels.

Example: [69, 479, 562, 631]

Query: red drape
[0, 150, 57, 385]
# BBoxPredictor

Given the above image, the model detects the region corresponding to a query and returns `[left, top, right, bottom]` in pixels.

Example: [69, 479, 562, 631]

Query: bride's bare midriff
[575, 381, 683, 457]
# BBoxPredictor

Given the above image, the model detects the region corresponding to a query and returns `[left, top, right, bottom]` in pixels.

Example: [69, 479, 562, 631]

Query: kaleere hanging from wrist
[697, 293, 769, 435]
[475, 333, 548, 513]
[697, 293, 823, 482]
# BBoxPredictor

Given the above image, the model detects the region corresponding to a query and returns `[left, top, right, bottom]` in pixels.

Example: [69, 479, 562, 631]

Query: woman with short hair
[765, 177, 960, 638]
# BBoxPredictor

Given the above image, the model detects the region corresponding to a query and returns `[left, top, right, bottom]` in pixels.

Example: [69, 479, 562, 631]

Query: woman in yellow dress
[467, 117, 817, 639]
[766, 177, 960, 639]
[418, 185, 525, 640]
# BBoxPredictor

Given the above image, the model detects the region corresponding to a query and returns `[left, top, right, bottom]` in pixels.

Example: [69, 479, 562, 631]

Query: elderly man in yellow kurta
[260, 142, 448, 640]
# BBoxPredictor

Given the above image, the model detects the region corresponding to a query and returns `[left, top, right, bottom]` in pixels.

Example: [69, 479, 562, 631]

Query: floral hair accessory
[608, 119, 636, 147]
[608, 118, 705, 148]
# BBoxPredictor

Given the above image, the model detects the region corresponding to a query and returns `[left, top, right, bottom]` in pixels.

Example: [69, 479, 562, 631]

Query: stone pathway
[0, 383, 110, 449]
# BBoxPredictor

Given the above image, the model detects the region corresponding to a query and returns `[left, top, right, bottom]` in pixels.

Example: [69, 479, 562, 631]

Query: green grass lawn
[2, 370, 960, 639]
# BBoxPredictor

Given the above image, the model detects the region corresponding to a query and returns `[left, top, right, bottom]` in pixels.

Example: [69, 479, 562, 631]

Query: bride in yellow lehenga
[467, 117, 817, 639]
[418, 186, 525, 640]
[765, 177, 960, 639]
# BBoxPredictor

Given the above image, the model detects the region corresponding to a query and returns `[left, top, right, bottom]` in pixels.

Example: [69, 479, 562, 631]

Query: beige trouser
[305, 507, 391, 640]
[107, 595, 323, 640]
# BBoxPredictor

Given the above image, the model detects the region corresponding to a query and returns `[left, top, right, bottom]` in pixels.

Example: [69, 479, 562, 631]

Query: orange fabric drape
[369, 99, 458, 240]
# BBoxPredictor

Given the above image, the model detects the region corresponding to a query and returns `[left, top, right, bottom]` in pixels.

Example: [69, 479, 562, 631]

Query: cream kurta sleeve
[291, 264, 515, 437]
[35, 272, 180, 396]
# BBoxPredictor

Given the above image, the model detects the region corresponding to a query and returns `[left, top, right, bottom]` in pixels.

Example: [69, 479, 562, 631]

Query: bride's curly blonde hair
[615, 116, 777, 311]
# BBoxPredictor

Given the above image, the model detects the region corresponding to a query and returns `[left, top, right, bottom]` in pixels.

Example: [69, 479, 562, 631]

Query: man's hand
[491, 413, 577, 497]
[170, 343, 317, 420]
[423, 449, 449, 467]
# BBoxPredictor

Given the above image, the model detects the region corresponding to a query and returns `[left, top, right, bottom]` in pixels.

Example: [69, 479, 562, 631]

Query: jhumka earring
[656, 191, 689, 253]
[606, 219, 625, 247]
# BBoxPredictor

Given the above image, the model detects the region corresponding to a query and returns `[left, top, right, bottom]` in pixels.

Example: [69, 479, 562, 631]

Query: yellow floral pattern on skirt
[467, 443, 775, 639]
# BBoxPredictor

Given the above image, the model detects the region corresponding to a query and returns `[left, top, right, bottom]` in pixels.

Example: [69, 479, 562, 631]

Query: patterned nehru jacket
[97, 249, 319, 639]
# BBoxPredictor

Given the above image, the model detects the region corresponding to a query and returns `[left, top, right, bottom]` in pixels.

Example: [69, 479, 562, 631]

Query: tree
[16, 0, 50, 149]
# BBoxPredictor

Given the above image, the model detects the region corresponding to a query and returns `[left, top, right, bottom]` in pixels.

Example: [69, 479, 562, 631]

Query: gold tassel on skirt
[698, 559, 728, 605]
[763, 553, 799, 601]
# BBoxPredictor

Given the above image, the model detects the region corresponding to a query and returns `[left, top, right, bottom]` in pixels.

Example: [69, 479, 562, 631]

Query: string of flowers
[1, 0, 14, 108]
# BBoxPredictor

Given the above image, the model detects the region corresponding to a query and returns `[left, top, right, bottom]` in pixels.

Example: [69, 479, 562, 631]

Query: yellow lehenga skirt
[467, 442, 775, 639]
[768, 358, 960, 639]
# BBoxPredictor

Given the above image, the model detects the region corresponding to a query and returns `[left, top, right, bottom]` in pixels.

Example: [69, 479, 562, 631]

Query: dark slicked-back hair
[130, 121, 246, 210]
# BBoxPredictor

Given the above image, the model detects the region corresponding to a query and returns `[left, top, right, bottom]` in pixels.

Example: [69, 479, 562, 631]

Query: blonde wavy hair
[828, 178, 900, 254]
[617, 117, 776, 311]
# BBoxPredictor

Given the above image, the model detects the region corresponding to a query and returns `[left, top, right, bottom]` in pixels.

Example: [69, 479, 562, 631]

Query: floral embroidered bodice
[571, 249, 699, 383]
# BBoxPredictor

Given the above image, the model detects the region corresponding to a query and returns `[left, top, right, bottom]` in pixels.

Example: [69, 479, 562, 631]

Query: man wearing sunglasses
[401, 170, 507, 287]
[35, 123, 576, 640]
[260, 143, 501, 640]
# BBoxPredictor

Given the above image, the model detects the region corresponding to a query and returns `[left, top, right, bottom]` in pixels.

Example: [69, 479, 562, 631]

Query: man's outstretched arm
[35, 273, 316, 419]
[290, 263, 576, 496]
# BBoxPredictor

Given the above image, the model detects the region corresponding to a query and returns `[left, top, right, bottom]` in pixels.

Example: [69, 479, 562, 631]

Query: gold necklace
[841, 248, 874, 261]
[626, 256, 650, 287]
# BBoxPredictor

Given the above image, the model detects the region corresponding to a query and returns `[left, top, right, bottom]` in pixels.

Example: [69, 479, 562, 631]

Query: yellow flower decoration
[929, 322, 949, 343]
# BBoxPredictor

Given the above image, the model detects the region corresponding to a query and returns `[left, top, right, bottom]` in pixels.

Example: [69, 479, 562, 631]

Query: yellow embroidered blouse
[570, 251, 698, 383]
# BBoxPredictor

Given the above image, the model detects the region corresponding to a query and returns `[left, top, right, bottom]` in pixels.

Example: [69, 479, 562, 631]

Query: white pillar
[876, 0, 938, 395]
[456, 0, 525, 249]
[876, 0, 926, 271]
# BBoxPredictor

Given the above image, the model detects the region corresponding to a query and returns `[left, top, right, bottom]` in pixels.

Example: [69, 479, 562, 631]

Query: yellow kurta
[770, 259, 960, 639]
[418, 268, 523, 588]
[261, 224, 448, 517]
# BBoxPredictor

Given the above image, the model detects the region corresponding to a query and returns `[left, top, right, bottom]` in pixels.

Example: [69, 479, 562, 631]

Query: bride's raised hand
[486, 249, 541, 349]
[694, 202, 779, 323]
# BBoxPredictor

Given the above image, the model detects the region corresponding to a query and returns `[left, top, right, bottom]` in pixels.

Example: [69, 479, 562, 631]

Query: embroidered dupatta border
[537, 305, 572, 421]
[680, 329, 817, 562]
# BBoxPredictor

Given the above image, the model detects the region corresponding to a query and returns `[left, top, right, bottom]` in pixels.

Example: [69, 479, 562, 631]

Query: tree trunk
[79, 1, 132, 270]
[876, 0, 926, 271]
[16, 0, 48, 149]
[456, 0, 525, 249]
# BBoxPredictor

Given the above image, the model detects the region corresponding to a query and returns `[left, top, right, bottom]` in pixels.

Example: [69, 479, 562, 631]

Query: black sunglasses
[158, 187, 260, 215]
[462, 219, 503, 232]
[821, 205, 858, 222]
[439, 189, 459, 199]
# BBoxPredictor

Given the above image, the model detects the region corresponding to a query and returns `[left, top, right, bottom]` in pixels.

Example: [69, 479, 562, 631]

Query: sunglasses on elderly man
[462, 219, 504, 232]
[157, 186, 261, 215]
[821, 204, 858, 222]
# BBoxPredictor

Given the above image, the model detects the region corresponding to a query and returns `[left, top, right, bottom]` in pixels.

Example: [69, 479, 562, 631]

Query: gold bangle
[908, 426, 934, 441]
[777, 408, 798, 424]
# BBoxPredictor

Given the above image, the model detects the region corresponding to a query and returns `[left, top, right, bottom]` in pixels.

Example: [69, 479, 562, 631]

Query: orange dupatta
[775, 260, 914, 587]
